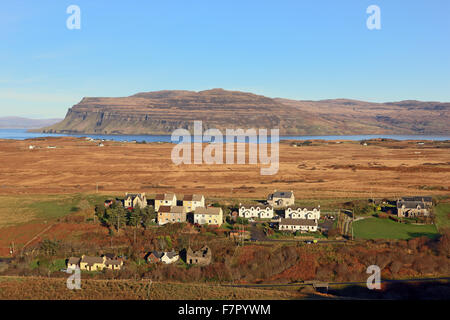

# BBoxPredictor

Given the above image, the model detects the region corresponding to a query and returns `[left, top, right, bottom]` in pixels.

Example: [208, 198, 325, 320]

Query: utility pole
[352, 208, 355, 240]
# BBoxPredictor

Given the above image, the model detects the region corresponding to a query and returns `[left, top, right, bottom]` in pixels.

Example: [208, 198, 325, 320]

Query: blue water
[0, 129, 449, 143]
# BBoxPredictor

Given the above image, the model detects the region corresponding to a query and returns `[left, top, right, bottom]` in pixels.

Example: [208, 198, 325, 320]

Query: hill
[36, 89, 450, 135]
[0, 117, 62, 129]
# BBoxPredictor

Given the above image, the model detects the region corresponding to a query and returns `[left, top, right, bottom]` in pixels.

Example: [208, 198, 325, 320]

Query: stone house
[267, 190, 295, 207]
[278, 218, 318, 232]
[193, 207, 223, 226]
[157, 205, 186, 225]
[155, 193, 177, 211]
[239, 204, 274, 219]
[186, 245, 212, 265]
[182, 194, 205, 212]
[397, 196, 433, 218]
[285, 206, 320, 220]
[124, 193, 147, 209]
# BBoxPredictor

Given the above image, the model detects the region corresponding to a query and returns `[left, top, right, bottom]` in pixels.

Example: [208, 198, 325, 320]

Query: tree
[142, 206, 156, 228]
[109, 207, 127, 232]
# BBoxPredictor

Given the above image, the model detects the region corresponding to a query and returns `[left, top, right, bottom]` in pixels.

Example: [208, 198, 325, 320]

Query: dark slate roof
[165, 251, 179, 259]
[272, 191, 293, 199]
[150, 251, 164, 259]
[401, 196, 432, 203]
[279, 218, 317, 226]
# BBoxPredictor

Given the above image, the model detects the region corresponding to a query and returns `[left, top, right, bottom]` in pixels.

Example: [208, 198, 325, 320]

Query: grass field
[0, 276, 303, 300]
[0, 193, 110, 228]
[353, 217, 439, 240]
[434, 202, 450, 230]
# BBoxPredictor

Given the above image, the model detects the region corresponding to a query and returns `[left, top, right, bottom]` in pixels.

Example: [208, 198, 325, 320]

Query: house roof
[170, 206, 186, 213]
[286, 206, 319, 211]
[105, 259, 122, 266]
[149, 251, 164, 259]
[183, 194, 204, 201]
[81, 256, 105, 266]
[397, 201, 430, 209]
[241, 204, 272, 209]
[155, 193, 176, 201]
[270, 191, 293, 199]
[158, 205, 172, 213]
[126, 193, 145, 201]
[68, 257, 81, 265]
[164, 251, 179, 259]
[195, 207, 222, 215]
[401, 196, 432, 203]
[279, 218, 317, 227]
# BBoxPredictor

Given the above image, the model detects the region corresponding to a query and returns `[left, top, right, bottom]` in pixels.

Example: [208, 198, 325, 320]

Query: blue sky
[1, 0, 449, 118]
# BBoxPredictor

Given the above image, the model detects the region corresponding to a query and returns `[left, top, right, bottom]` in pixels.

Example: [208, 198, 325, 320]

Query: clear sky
[1, 0, 449, 118]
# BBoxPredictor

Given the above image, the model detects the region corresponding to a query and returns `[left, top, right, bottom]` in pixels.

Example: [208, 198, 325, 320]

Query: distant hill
[36, 89, 450, 135]
[0, 117, 62, 129]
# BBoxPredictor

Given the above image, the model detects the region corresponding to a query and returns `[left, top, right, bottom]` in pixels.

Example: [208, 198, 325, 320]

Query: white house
[193, 207, 223, 226]
[239, 204, 274, 219]
[278, 218, 318, 232]
[160, 251, 179, 264]
[285, 206, 320, 220]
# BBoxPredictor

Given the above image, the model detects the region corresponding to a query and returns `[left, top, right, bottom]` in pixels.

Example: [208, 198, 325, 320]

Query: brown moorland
[0, 137, 449, 200]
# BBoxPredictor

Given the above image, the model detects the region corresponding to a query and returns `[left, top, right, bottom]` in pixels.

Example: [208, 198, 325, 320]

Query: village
[65, 190, 435, 272]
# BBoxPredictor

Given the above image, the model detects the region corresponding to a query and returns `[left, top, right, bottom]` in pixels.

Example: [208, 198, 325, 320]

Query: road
[222, 276, 450, 288]
[248, 222, 346, 244]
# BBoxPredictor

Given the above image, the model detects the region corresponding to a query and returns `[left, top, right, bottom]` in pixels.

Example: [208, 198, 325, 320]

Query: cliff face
[39, 89, 450, 135]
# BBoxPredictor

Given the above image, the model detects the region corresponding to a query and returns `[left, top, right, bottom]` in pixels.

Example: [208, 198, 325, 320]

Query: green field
[434, 202, 450, 230]
[0, 193, 111, 227]
[353, 217, 439, 240]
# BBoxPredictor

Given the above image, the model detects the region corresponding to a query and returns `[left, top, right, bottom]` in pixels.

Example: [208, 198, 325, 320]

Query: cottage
[160, 251, 179, 264]
[182, 194, 205, 212]
[285, 206, 320, 220]
[193, 207, 223, 226]
[267, 190, 295, 207]
[79, 255, 123, 271]
[80, 255, 106, 271]
[239, 204, 274, 219]
[124, 193, 147, 209]
[67, 257, 81, 270]
[105, 258, 123, 270]
[146, 251, 164, 263]
[186, 245, 212, 265]
[397, 196, 433, 218]
[155, 193, 177, 211]
[278, 218, 318, 232]
[157, 205, 186, 225]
